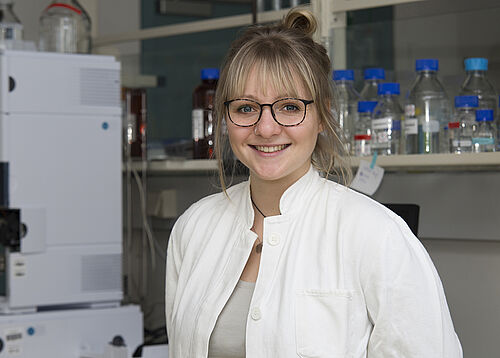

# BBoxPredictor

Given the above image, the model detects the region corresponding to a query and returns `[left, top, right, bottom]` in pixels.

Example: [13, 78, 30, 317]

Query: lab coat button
[268, 233, 280, 246]
[250, 307, 262, 321]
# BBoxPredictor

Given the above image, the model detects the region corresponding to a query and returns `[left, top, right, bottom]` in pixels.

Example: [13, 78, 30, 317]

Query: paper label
[420, 119, 440, 133]
[350, 160, 385, 196]
[452, 139, 472, 147]
[472, 137, 495, 145]
[405, 104, 416, 117]
[372, 118, 391, 130]
[192, 109, 204, 140]
[404, 118, 418, 135]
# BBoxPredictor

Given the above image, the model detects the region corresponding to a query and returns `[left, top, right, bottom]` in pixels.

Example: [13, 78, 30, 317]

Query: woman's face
[227, 66, 322, 186]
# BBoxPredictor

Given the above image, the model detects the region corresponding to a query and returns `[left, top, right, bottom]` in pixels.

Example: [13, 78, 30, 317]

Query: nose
[254, 106, 282, 138]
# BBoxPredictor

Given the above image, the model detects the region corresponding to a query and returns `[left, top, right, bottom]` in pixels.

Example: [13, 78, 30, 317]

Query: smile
[253, 144, 290, 153]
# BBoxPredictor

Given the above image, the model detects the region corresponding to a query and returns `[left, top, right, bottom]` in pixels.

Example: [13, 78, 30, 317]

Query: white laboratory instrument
[0, 49, 143, 357]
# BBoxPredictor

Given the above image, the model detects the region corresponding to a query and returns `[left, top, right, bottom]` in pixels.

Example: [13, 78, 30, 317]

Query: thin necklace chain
[250, 194, 266, 254]
[250, 195, 267, 218]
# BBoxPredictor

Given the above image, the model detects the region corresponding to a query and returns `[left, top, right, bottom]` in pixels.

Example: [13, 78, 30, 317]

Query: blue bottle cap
[416, 59, 439, 72]
[392, 120, 401, 131]
[475, 109, 494, 122]
[201, 68, 220, 80]
[358, 101, 378, 113]
[364, 68, 385, 80]
[378, 82, 400, 95]
[333, 70, 354, 81]
[454, 96, 478, 108]
[465, 58, 488, 71]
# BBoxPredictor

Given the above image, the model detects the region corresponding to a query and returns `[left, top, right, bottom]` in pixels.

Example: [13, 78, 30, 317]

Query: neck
[249, 166, 310, 216]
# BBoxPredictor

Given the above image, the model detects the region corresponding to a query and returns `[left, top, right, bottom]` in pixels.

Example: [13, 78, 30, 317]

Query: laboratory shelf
[350, 152, 500, 171]
[127, 152, 500, 175]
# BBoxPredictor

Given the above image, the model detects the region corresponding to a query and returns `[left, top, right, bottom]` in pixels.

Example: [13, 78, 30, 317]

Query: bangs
[225, 43, 316, 100]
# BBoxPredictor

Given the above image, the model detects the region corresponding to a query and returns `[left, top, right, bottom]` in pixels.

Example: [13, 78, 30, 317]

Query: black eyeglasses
[223, 98, 314, 127]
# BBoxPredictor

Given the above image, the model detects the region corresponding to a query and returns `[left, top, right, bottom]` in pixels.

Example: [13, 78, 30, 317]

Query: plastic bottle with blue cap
[371, 83, 403, 155]
[354, 101, 377, 156]
[472, 109, 497, 152]
[192, 68, 219, 159]
[460, 58, 497, 117]
[360, 68, 385, 101]
[405, 59, 450, 155]
[333, 70, 360, 154]
[448, 96, 478, 153]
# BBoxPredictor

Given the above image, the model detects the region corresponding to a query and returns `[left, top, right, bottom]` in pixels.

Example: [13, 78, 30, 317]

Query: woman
[166, 8, 462, 358]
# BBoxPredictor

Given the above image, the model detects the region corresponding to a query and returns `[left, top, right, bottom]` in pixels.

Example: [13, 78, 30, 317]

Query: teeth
[255, 144, 288, 153]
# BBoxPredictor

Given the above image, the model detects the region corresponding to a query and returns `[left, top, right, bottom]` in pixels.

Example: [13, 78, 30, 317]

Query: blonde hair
[214, 7, 351, 192]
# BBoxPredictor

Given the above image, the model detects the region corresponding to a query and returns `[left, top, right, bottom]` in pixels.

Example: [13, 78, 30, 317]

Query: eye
[283, 104, 299, 111]
[238, 105, 255, 113]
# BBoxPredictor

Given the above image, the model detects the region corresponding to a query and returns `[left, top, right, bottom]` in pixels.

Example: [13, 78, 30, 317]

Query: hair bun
[282, 8, 317, 37]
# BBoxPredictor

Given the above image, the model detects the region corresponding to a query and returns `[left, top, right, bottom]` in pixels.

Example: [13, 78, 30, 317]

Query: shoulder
[315, 179, 400, 227]
[170, 180, 248, 246]
[317, 179, 418, 248]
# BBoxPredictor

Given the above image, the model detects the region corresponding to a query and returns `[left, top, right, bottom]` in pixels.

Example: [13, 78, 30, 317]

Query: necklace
[250, 195, 266, 254]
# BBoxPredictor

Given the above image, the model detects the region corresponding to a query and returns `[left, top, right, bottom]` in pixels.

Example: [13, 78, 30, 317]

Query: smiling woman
[166, 6, 463, 358]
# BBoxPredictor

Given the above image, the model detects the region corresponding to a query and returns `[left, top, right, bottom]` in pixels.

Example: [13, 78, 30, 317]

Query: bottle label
[404, 118, 418, 135]
[472, 137, 494, 146]
[420, 119, 440, 133]
[372, 118, 392, 130]
[452, 139, 472, 147]
[405, 104, 416, 117]
[192, 109, 204, 140]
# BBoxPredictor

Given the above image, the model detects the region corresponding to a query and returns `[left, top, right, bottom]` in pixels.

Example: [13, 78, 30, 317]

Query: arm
[360, 220, 463, 358]
[165, 220, 183, 347]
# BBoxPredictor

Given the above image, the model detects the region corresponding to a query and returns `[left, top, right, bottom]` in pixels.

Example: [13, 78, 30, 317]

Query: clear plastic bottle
[354, 101, 377, 156]
[360, 68, 385, 101]
[192, 68, 218, 159]
[460, 58, 497, 116]
[472, 109, 497, 152]
[39, 0, 91, 54]
[371, 83, 403, 156]
[405, 59, 450, 155]
[333, 69, 360, 153]
[448, 96, 478, 154]
[0, 0, 23, 46]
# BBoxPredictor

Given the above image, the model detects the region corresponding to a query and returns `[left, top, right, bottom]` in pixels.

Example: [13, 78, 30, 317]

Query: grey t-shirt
[208, 280, 256, 358]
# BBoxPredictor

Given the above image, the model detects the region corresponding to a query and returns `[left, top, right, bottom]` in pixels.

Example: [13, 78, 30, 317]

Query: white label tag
[192, 109, 204, 140]
[372, 118, 391, 130]
[404, 118, 418, 135]
[420, 119, 440, 133]
[405, 104, 416, 117]
[452, 139, 472, 147]
[350, 160, 385, 196]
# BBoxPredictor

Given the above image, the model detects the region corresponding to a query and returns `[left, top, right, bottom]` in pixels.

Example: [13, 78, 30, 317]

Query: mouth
[251, 144, 291, 153]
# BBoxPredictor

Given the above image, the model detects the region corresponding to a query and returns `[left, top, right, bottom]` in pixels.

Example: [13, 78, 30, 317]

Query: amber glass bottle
[192, 68, 219, 159]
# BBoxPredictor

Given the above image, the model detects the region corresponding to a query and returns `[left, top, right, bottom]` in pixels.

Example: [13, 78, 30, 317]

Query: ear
[317, 119, 324, 134]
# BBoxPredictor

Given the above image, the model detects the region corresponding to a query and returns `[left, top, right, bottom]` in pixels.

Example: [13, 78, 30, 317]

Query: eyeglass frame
[223, 97, 315, 127]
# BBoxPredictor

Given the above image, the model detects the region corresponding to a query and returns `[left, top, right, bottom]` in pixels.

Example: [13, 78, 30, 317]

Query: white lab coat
[165, 166, 462, 358]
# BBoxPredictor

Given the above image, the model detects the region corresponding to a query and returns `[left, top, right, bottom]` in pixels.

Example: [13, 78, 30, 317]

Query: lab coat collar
[241, 165, 322, 227]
